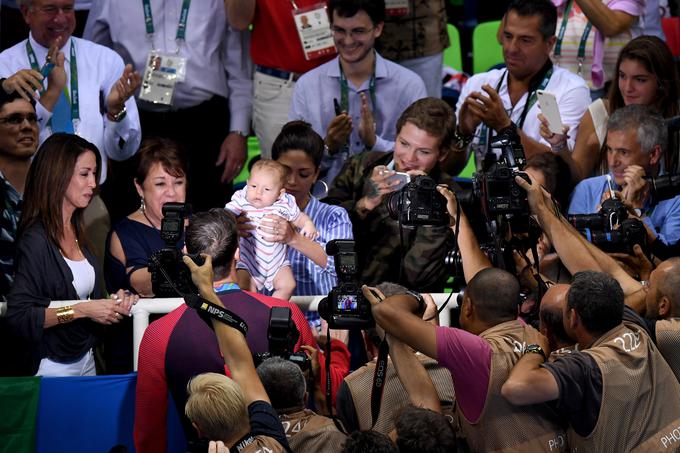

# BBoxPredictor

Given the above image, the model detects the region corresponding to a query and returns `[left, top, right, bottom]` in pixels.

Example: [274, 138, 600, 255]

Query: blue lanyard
[26, 40, 80, 127]
[214, 282, 239, 293]
[141, 0, 192, 50]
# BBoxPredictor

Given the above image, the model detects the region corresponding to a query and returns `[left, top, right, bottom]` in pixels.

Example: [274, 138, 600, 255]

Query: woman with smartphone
[541, 36, 680, 182]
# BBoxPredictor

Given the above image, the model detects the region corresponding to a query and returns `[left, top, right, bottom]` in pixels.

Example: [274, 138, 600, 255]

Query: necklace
[141, 207, 160, 230]
[59, 232, 82, 259]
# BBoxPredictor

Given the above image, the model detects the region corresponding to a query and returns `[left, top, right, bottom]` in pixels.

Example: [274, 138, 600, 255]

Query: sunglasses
[0, 113, 39, 126]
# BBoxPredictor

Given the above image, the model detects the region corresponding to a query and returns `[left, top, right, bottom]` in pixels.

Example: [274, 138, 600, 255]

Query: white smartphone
[536, 90, 565, 135]
[386, 172, 411, 191]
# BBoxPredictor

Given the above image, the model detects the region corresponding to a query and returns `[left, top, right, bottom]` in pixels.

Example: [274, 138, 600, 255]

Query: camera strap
[480, 62, 554, 157]
[184, 293, 249, 337]
[370, 335, 389, 427]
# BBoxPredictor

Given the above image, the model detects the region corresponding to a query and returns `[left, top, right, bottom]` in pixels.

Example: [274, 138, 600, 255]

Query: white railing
[7, 294, 459, 371]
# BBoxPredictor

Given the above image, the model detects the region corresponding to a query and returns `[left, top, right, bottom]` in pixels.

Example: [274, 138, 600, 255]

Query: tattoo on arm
[367, 179, 380, 198]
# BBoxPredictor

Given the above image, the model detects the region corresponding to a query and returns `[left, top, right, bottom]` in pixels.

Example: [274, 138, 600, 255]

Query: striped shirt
[289, 196, 353, 297]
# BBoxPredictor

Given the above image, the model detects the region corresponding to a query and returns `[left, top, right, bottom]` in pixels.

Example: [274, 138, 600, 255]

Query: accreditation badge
[292, 4, 336, 61]
[385, 0, 409, 16]
[139, 51, 187, 105]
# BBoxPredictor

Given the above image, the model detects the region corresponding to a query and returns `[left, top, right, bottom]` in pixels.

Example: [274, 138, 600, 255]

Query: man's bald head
[539, 284, 572, 350]
[648, 258, 680, 318]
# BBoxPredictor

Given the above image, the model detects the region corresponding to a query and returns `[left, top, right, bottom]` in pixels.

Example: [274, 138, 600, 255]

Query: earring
[311, 180, 329, 199]
[139, 197, 146, 212]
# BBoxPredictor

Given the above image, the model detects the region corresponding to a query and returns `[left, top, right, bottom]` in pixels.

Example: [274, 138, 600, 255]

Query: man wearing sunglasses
[0, 80, 39, 299]
[0, 79, 39, 376]
[289, 0, 427, 187]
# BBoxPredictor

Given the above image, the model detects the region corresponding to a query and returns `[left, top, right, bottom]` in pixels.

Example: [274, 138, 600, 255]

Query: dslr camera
[148, 202, 203, 297]
[386, 175, 448, 227]
[254, 307, 310, 371]
[318, 239, 374, 329]
[568, 197, 647, 255]
[457, 126, 530, 218]
[645, 174, 680, 203]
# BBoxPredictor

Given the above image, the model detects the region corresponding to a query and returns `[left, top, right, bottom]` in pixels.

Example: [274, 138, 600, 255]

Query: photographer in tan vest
[503, 270, 680, 452]
[502, 173, 680, 452]
[256, 357, 347, 453]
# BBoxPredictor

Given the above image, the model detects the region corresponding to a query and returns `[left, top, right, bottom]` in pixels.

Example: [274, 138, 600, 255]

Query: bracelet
[453, 127, 473, 149]
[56, 306, 75, 324]
[550, 142, 568, 153]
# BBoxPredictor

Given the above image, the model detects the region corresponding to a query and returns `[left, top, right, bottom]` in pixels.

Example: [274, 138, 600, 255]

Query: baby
[225, 159, 317, 299]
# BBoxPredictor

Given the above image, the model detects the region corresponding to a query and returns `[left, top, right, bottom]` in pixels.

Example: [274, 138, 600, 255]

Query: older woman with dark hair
[6, 133, 136, 377]
[105, 137, 188, 297]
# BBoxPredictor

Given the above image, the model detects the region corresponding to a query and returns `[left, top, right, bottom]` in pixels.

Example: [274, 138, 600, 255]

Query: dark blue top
[104, 218, 166, 294]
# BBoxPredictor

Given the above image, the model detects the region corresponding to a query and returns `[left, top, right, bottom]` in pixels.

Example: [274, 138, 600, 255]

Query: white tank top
[63, 256, 95, 300]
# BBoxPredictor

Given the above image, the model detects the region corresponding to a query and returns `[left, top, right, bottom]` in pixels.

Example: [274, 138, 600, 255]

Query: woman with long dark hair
[7, 133, 136, 376]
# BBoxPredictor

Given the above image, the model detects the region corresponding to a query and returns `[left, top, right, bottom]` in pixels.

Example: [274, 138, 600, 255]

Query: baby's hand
[300, 222, 319, 240]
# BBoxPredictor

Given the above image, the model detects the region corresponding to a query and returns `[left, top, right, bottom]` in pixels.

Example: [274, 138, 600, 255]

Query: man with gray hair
[568, 104, 680, 246]
[257, 357, 347, 452]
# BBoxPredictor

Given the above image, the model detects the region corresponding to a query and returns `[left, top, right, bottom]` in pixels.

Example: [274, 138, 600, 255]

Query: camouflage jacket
[376, 0, 450, 61]
[324, 151, 457, 292]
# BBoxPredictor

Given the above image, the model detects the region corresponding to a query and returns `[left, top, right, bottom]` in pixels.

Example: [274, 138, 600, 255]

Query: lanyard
[213, 282, 239, 293]
[26, 40, 80, 127]
[554, 0, 593, 75]
[141, 0, 192, 51]
[338, 57, 377, 117]
[479, 66, 553, 153]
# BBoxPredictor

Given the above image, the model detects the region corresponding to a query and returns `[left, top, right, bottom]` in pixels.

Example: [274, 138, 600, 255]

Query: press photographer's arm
[182, 255, 271, 405]
[436, 185, 492, 283]
[515, 174, 645, 311]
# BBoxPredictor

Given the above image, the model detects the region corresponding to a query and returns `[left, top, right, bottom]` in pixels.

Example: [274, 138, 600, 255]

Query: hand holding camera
[182, 254, 215, 300]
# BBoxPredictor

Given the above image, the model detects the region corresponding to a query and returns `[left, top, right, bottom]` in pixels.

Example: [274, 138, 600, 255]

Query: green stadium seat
[472, 20, 504, 74]
[233, 136, 262, 187]
[443, 24, 463, 72]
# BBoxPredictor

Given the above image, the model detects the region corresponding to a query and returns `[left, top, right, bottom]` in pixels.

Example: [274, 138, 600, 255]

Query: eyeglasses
[331, 26, 374, 39]
[0, 113, 39, 126]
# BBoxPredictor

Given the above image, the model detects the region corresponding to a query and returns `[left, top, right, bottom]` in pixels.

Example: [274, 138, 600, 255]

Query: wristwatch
[108, 105, 127, 122]
[405, 289, 426, 313]
[524, 343, 547, 362]
[230, 130, 248, 137]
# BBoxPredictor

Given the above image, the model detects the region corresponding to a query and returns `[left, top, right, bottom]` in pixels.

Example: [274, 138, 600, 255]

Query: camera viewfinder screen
[337, 294, 358, 311]
[337, 254, 354, 266]
[164, 219, 180, 230]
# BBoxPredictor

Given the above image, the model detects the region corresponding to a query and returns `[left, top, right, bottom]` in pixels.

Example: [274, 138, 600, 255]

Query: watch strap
[524, 343, 547, 361]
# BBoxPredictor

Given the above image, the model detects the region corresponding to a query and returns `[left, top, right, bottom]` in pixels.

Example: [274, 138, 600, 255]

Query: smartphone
[333, 98, 342, 116]
[536, 90, 565, 135]
[385, 171, 411, 191]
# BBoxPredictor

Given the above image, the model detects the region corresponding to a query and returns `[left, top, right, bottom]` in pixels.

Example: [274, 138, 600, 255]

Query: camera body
[148, 202, 202, 297]
[645, 174, 680, 203]
[254, 307, 310, 370]
[386, 175, 448, 227]
[474, 164, 530, 216]
[457, 127, 530, 219]
[568, 198, 647, 254]
[585, 218, 647, 255]
[318, 240, 374, 329]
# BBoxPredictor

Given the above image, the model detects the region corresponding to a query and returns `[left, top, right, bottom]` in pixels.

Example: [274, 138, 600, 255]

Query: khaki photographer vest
[344, 354, 456, 435]
[656, 318, 680, 383]
[279, 409, 346, 453]
[457, 320, 568, 453]
[568, 323, 680, 452]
